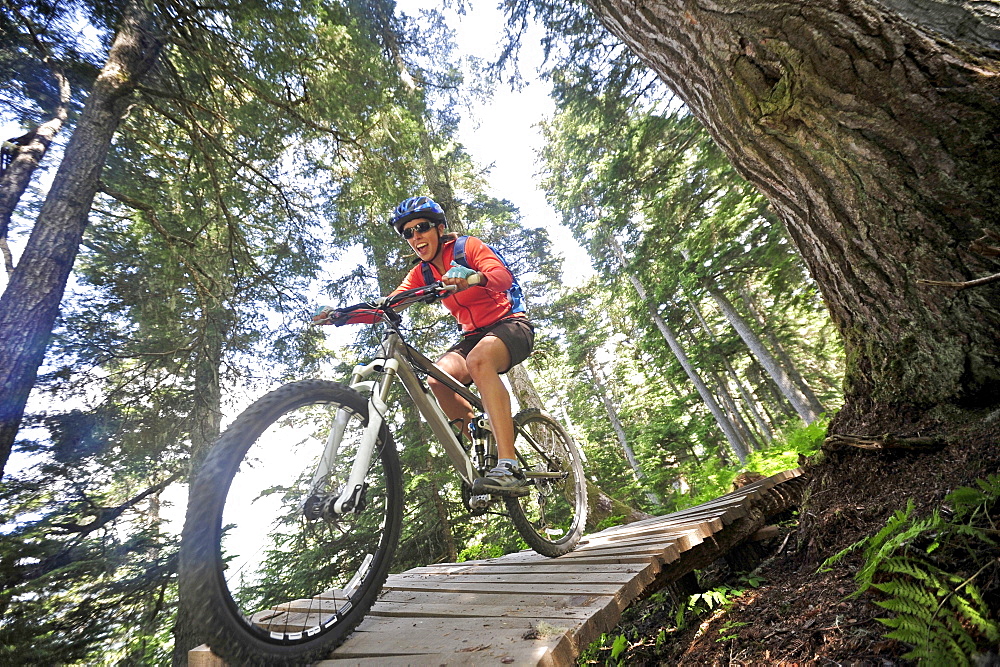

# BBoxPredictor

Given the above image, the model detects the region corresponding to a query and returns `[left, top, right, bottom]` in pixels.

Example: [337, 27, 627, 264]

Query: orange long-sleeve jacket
[393, 236, 526, 333]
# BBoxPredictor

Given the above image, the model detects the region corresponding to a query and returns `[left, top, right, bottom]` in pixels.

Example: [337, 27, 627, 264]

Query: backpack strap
[453, 235, 470, 268]
[420, 262, 434, 286]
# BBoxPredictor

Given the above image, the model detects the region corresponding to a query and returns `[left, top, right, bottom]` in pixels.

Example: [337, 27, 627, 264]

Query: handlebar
[326, 281, 457, 327]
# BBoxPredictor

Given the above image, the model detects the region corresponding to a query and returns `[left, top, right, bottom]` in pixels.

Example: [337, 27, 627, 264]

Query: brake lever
[418, 282, 455, 304]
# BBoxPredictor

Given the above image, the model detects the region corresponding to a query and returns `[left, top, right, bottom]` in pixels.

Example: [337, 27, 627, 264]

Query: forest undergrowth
[580, 410, 1000, 665]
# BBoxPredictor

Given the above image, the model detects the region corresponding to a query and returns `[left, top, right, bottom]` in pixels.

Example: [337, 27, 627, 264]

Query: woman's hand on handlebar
[312, 305, 340, 325]
[312, 303, 379, 326]
[441, 263, 482, 291]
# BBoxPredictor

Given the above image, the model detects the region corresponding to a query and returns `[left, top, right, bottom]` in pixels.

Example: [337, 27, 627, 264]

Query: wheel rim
[217, 398, 395, 643]
[512, 414, 584, 547]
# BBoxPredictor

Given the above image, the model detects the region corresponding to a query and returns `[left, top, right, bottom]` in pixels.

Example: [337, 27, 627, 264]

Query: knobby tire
[179, 380, 402, 665]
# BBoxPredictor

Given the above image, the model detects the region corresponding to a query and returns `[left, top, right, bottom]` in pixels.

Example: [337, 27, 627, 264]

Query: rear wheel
[505, 408, 587, 557]
[179, 380, 402, 665]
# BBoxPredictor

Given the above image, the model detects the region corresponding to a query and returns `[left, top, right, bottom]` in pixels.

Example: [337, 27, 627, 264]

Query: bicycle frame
[313, 327, 484, 516]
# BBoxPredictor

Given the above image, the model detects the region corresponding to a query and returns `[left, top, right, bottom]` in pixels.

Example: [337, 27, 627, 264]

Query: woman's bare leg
[427, 352, 475, 439]
[465, 336, 515, 461]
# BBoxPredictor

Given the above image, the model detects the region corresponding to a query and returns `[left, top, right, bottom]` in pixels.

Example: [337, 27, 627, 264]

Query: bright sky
[402, 0, 596, 286]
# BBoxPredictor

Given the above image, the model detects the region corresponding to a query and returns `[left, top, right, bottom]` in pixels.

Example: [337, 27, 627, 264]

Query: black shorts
[445, 317, 535, 373]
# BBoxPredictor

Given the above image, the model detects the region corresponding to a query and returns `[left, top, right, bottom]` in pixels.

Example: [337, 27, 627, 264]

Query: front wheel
[179, 380, 402, 665]
[506, 408, 587, 557]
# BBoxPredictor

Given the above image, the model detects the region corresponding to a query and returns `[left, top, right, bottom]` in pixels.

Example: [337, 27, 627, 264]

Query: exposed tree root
[823, 433, 945, 451]
[918, 229, 1000, 290]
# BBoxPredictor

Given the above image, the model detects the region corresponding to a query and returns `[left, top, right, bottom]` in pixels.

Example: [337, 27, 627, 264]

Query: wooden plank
[317, 629, 575, 667]
[403, 561, 654, 576]
[580, 519, 724, 547]
[383, 568, 660, 608]
[330, 616, 575, 659]
[619, 504, 742, 526]
[388, 571, 647, 586]
[323, 631, 574, 666]
[188, 645, 225, 667]
[562, 541, 674, 556]
[199, 467, 806, 665]
[371, 590, 629, 622]
[382, 579, 626, 596]
[367, 600, 614, 621]
[575, 530, 706, 554]
[495, 550, 662, 565]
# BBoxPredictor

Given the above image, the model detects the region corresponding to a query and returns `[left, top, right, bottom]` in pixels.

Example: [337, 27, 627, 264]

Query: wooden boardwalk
[314, 467, 807, 665]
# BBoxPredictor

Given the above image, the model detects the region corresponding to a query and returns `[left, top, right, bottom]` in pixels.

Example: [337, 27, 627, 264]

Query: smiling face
[402, 218, 442, 262]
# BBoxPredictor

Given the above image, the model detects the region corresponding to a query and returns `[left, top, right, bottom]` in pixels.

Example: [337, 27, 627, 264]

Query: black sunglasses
[401, 220, 437, 239]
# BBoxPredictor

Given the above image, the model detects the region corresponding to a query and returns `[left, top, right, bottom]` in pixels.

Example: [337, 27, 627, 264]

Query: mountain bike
[179, 281, 588, 665]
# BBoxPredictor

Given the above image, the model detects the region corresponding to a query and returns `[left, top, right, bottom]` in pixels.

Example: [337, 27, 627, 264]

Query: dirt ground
[584, 410, 1000, 665]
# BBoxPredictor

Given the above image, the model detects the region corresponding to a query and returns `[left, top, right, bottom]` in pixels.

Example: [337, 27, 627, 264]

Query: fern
[829, 475, 1000, 662]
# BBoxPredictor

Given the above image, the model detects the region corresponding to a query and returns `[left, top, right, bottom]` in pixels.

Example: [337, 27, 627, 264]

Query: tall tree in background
[0, 0, 163, 478]
[0, 0, 438, 660]
[539, 43, 838, 466]
[528, 0, 1000, 433]
[0, 1, 90, 270]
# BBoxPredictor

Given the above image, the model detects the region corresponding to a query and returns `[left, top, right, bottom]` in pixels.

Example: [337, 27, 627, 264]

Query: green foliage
[609, 632, 628, 660]
[593, 514, 627, 532]
[717, 620, 749, 642]
[741, 416, 828, 478]
[819, 475, 1000, 662]
[579, 576, 759, 664]
[456, 541, 508, 562]
[667, 418, 826, 511]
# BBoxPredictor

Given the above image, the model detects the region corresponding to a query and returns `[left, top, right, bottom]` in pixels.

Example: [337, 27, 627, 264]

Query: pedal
[468, 493, 490, 510]
[472, 477, 531, 498]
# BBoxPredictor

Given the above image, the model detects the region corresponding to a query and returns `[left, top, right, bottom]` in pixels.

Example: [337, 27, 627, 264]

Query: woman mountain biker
[314, 196, 535, 496]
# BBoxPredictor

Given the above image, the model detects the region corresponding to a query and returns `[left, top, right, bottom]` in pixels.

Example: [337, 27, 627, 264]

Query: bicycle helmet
[389, 196, 446, 233]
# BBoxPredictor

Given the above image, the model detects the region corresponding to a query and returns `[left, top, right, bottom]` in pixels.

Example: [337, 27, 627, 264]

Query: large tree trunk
[172, 305, 228, 665]
[585, 0, 1000, 433]
[0, 0, 164, 479]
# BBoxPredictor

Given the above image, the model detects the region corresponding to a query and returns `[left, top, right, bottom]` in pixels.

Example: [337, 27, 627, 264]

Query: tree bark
[686, 292, 774, 443]
[584, 353, 662, 505]
[172, 301, 229, 664]
[0, 67, 71, 256]
[738, 284, 827, 418]
[0, 0, 165, 479]
[710, 370, 762, 452]
[584, 0, 1000, 431]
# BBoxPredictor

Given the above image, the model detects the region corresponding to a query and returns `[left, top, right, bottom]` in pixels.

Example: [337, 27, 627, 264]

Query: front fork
[304, 358, 398, 519]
